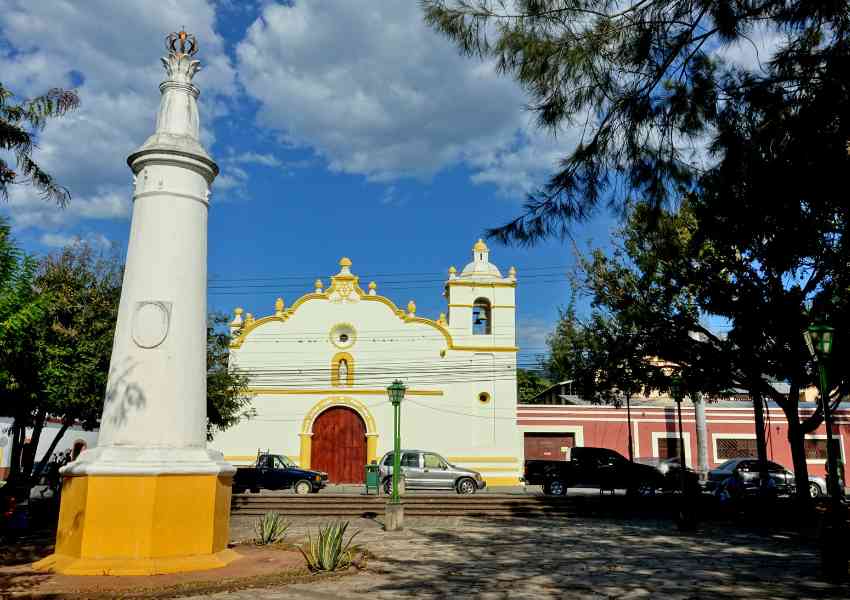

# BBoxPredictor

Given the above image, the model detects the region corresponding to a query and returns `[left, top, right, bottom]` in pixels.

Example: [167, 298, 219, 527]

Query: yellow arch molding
[298, 396, 378, 469]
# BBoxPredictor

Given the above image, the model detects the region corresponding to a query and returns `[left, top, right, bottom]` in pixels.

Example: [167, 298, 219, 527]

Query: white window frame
[804, 434, 846, 465]
[712, 433, 757, 464]
[651, 431, 692, 467]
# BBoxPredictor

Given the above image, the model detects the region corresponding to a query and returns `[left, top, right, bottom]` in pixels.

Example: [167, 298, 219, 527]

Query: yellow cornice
[448, 304, 515, 309]
[446, 280, 516, 288]
[449, 346, 519, 353]
[248, 387, 444, 396]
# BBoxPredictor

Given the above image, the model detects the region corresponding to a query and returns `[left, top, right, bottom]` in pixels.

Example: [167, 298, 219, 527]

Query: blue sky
[0, 0, 627, 365]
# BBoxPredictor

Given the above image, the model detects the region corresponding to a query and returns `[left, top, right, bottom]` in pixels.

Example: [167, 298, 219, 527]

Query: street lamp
[670, 374, 695, 530]
[804, 322, 845, 579]
[622, 365, 634, 463]
[804, 324, 840, 501]
[386, 380, 406, 504]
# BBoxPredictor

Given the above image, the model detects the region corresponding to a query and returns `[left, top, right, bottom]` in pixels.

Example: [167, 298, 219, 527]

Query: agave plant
[254, 511, 290, 545]
[298, 520, 361, 572]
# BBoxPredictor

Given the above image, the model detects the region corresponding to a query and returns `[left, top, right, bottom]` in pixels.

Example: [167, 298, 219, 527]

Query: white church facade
[214, 240, 521, 485]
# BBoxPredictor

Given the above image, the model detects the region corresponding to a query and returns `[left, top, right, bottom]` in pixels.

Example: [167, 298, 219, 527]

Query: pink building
[517, 400, 847, 478]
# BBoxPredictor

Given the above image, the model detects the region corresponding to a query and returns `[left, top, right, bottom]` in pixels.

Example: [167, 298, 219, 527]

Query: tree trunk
[20, 408, 46, 482]
[30, 420, 71, 482]
[752, 388, 769, 492]
[693, 393, 709, 478]
[7, 419, 25, 483]
[787, 413, 812, 505]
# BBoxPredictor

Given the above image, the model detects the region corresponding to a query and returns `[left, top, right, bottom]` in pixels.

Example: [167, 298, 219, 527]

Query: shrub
[298, 520, 360, 572]
[254, 511, 289, 545]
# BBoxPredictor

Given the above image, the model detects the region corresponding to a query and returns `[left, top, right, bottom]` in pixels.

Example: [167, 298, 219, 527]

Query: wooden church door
[311, 407, 367, 483]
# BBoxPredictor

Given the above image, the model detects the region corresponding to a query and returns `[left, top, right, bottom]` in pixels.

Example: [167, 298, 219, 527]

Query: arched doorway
[311, 406, 366, 483]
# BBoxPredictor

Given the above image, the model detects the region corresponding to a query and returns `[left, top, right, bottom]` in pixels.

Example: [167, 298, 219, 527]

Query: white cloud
[6, 185, 130, 230]
[235, 2, 570, 194]
[230, 152, 282, 167]
[713, 24, 787, 73]
[518, 317, 554, 354]
[0, 0, 235, 231]
[40, 231, 112, 250]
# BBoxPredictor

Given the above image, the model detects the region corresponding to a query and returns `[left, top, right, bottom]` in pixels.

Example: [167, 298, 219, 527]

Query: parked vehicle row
[704, 457, 844, 499]
[522, 446, 700, 496]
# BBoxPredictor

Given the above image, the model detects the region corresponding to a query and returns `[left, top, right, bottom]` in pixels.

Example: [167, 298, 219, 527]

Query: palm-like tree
[0, 83, 80, 206]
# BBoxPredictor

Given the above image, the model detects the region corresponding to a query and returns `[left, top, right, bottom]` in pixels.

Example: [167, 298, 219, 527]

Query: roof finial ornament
[166, 29, 198, 57]
[161, 30, 201, 86]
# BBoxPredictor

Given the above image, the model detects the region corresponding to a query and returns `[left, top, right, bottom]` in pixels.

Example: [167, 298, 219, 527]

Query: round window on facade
[329, 323, 357, 349]
[478, 392, 491, 404]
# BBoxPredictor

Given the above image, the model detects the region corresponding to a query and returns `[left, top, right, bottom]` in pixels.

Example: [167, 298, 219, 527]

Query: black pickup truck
[233, 452, 328, 495]
[523, 446, 699, 496]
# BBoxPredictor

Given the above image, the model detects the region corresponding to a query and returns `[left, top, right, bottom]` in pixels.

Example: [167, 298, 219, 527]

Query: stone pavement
[181, 513, 850, 599]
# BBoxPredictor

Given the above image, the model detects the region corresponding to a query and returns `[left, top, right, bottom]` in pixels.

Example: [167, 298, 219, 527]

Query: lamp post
[670, 374, 695, 530]
[623, 364, 634, 463]
[385, 380, 406, 531]
[804, 322, 844, 579]
[804, 324, 839, 502]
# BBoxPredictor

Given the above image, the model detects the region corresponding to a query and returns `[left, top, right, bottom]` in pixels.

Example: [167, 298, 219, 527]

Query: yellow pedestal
[33, 473, 237, 575]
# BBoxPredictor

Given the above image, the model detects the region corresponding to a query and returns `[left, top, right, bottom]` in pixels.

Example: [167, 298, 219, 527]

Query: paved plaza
[196, 513, 850, 600]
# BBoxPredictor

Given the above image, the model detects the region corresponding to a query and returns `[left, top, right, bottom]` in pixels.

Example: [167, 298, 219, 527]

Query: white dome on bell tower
[460, 239, 502, 279]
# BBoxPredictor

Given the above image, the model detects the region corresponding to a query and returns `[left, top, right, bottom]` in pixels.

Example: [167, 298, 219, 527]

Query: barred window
[657, 437, 680, 459]
[804, 439, 828, 460]
[716, 438, 757, 460]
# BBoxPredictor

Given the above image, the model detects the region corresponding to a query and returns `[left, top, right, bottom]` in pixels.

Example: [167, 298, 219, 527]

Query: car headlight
[315, 475, 321, 481]
[475, 473, 482, 480]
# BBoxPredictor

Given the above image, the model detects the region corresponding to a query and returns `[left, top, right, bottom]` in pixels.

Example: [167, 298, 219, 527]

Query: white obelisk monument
[35, 31, 237, 575]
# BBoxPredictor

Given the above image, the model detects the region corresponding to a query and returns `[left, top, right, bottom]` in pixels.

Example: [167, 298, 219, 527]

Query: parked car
[379, 450, 486, 495]
[524, 447, 699, 496]
[233, 451, 328, 495]
[704, 458, 795, 498]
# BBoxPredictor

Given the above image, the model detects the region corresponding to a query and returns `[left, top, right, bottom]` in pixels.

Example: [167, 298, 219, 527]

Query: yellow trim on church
[247, 387, 444, 396]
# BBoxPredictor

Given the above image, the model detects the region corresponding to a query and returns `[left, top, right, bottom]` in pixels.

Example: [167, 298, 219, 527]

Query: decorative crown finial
[166, 30, 198, 57]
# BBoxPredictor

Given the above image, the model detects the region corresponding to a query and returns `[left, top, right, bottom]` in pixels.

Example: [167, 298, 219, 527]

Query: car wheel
[545, 480, 566, 496]
[294, 480, 312, 495]
[456, 478, 477, 495]
[809, 481, 822, 498]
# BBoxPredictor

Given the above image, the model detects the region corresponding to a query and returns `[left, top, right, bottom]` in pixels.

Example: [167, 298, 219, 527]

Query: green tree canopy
[423, 0, 850, 243]
[0, 83, 79, 205]
[517, 367, 551, 403]
[207, 312, 253, 441]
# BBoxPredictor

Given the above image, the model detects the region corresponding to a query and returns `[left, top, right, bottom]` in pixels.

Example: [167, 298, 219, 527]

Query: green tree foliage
[207, 312, 253, 441]
[0, 83, 80, 205]
[517, 367, 551, 403]
[576, 200, 847, 499]
[422, 0, 850, 243]
[0, 217, 50, 482]
[545, 302, 661, 405]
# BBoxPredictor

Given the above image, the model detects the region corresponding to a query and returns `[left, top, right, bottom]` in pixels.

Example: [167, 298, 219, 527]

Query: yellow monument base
[33, 473, 237, 576]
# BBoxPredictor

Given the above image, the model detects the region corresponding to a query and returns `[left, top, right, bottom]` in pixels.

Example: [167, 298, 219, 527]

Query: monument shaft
[34, 31, 236, 576]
